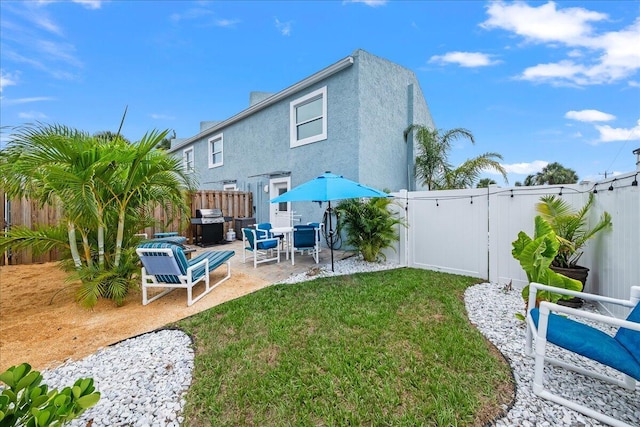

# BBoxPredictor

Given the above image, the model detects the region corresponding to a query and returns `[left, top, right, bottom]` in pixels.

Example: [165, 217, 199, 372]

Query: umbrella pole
[328, 201, 335, 272]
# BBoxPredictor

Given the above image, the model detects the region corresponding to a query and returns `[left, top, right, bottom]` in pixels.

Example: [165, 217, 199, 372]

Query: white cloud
[595, 120, 640, 142]
[481, 1, 606, 43]
[0, 70, 18, 93]
[275, 18, 292, 36]
[18, 111, 49, 119]
[499, 160, 549, 175]
[1, 97, 55, 106]
[481, 2, 640, 86]
[215, 19, 240, 28]
[429, 51, 501, 68]
[345, 0, 388, 7]
[170, 8, 215, 23]
[72, 0, 102, 9]
[629, 81, 640, 88]
[565, 109, 616, 122]
[149, 113, 176, 120]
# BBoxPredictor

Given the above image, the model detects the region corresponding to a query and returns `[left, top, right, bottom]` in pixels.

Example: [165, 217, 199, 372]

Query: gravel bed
[36, 264, 638, 426]
[466, 282, 639, 427]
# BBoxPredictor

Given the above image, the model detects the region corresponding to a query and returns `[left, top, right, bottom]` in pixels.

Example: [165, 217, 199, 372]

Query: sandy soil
[0, 262, 270, 372]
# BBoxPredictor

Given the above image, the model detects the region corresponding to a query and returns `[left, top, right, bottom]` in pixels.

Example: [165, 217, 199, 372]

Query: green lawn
[176, 268, 513, 427]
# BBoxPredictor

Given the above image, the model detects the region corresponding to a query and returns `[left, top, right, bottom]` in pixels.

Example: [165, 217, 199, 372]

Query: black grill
[191, 209, 231, 246]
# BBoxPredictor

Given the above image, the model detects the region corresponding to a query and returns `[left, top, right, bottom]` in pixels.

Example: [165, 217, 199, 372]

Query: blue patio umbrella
[270, 171, 390, 271]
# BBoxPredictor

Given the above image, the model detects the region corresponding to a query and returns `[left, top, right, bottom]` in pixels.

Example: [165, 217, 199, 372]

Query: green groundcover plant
[0, 363, 100, 427]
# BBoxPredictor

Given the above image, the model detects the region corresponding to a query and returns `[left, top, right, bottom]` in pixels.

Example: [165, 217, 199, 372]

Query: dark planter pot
[550, 265, 590, 308]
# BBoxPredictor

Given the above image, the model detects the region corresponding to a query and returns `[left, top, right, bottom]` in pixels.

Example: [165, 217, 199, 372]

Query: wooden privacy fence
[1, 190, 253, 265]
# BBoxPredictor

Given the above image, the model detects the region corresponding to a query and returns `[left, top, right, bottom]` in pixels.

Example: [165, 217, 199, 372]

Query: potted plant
[511, 216, 583, 319]
[535, 193, 612, 290]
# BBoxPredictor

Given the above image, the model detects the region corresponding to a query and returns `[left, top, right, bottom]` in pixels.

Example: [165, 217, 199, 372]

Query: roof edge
[169, 55, 355, 153]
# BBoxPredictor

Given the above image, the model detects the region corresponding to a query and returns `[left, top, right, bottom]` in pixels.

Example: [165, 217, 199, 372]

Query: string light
[470, 196, 473, 204]
[608, 178, 616, 191]
[593, 184, 598, 194]
[436, 199, 439, 207]
[510, 189, 514, 198]
[633, 174, 638, 187]
[558, 186, 563, 196]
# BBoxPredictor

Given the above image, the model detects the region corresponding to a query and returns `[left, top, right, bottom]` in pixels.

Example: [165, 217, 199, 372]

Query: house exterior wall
[355, 50, 435, 192]
[170, 49, 434, 226]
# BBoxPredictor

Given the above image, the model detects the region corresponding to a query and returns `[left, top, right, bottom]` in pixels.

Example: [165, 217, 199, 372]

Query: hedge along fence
[1, 190, 254, 266]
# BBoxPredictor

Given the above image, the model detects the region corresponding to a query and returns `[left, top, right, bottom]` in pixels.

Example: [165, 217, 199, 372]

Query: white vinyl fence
[386, 171, 639, 318]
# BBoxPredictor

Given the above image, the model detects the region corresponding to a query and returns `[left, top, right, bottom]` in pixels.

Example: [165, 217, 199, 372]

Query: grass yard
[176, 268, 513, 426]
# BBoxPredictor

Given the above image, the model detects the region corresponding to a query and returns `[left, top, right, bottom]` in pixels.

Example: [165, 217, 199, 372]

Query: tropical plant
[403, 125, 508, 190]
[512, 216, 583, 313]
[0, 122, 196, 307]
[476, 178, 496, 188]
[335, 195, 403, 262]
[536, 193, 612, 268]
[0, 363, 100, 426]
[523, 162, 578, 186]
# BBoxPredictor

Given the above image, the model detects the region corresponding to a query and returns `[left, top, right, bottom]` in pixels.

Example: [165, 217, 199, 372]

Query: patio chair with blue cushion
[291, 224, 320, 266]
[256, 222, 285, 247]
[525, 282, 640, 427]
[136, 242, 235, 306]
[242, 227, 280, 268]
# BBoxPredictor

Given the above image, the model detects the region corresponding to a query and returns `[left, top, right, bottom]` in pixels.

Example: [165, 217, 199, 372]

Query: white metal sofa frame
[136, 242, 234, 306]
[525, 282, 640, 427]
[242, 227, 280, 268]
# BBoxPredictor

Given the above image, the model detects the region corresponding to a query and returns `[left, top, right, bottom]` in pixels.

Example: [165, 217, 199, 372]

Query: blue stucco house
[169, 49, 434, 228]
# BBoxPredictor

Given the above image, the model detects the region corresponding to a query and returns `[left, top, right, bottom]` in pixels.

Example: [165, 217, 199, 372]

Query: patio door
[270, 177, 291, 228]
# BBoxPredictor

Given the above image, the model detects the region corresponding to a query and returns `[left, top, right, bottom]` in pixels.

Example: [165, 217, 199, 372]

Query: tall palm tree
[0, 123, 196, 307]
[404, 125, 508, 190]
[523, 162, 578, 186]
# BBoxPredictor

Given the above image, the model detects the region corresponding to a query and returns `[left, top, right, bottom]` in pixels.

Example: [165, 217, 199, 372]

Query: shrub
[335, 196, 404, 262]
[0, 363, 100, 426]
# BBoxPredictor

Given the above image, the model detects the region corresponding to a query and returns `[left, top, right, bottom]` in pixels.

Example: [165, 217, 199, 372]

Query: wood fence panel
[1, 190, 253, 265]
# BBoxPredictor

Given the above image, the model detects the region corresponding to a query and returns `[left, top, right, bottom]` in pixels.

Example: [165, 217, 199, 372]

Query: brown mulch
[0, 262, 270, 372]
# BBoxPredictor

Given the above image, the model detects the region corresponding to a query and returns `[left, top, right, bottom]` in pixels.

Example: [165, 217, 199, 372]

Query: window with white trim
[290, 86, 327, 148]
[223, 183, 237, 191]
[183, 147, 194, 173]
[208, 133, 223, 168]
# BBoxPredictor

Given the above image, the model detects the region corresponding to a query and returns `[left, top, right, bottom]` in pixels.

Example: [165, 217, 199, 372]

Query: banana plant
[512, 216, 583, 312]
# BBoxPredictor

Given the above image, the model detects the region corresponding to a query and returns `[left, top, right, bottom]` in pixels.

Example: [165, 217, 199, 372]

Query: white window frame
[183, 147, 194, 173]
[290, 86, 327, 148]
[208, 133, 223, 168]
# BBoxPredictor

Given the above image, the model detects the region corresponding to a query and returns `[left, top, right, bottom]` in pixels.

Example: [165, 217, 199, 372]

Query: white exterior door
[270, 177, 291, 228]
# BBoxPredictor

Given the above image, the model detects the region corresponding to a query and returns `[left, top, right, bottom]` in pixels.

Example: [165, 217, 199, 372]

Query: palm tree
[477, 178, 497, 188]
[404, 125, 508, 190]
[523, 162, 578, 186]
[0, 123, 196, 307]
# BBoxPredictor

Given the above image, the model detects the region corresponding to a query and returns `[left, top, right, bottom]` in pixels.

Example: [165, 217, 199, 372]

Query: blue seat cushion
[294, 225, 316, 248]
[188, 250, 235, 280]
[257, 240, 278, 250]
[614, 304, 640, 366]
[137, 242, 189, 284]
[531, 308, 640, 380]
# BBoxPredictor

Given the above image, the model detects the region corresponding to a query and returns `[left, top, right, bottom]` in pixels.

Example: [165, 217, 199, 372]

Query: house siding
[356, 50, 434, 192]
[173, 49, 434, 226]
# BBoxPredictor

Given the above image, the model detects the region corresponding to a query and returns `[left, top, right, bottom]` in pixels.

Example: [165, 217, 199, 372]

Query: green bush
[335, 196, 404, 262]
[0, 363, 100, 427]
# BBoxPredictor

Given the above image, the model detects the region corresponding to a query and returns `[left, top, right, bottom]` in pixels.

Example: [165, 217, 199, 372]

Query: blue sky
[1, 0, 639, 185]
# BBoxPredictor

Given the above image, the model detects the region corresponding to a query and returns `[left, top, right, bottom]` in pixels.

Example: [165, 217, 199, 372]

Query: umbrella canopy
[270, 172, 389, 203]
[270, 172, 390, 271]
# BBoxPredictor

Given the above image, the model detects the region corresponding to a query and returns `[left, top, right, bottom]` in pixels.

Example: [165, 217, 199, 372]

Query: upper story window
[290, 86, 327, 148]
[208, 133, 223, 168]
[183, 147, 194, 173]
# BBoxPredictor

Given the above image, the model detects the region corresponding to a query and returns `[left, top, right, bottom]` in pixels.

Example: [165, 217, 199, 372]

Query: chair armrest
[186, 257, 209, 279]
[255, 236, 280, 244]
[528, 283, 638, 313]
[536, 301, 640, 332]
